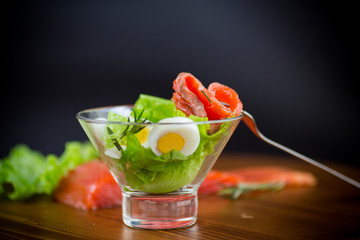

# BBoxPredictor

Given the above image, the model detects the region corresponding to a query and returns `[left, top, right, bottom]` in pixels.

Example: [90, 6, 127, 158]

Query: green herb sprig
[107, 127, 124, 151]
[201, 90, 212, 104]
[107, 109, 148, 151]
[218, 182, 285, 200]
[128, 109, 147, 135]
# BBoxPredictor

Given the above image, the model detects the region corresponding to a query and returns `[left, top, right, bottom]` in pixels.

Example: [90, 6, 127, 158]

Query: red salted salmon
[53, 161, 316, 208]
[172, 73, 243, 120]
[230, 166, 317, 187]
[53, 160, 122, 210]
[172, 73, 207, 117]
[198, 166, 317, 195]
[208, 82, 243, 118]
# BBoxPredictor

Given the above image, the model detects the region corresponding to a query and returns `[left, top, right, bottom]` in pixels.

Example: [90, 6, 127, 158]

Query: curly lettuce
[0, 141, 98, 200]
[132, 94, 186, 122]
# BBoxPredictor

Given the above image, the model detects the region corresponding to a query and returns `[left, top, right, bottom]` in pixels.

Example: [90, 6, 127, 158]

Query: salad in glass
[77, 72, 243, 229]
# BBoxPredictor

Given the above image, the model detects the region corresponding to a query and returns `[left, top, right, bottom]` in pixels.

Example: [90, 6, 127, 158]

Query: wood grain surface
[1, 153, 360, 240]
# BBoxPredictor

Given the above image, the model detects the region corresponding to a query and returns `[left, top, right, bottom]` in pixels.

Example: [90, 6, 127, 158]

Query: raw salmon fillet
[53, 161, 316, 208]
[230, 166, 317, 187]
[199, 166, 317, 195]
[53, 160, 122, 210]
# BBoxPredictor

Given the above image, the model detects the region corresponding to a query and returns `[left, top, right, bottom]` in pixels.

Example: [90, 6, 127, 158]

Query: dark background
[2, 1, 359, 165]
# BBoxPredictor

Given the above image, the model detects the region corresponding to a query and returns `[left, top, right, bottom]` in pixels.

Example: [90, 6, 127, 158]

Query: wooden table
[1, 153, 360, 239]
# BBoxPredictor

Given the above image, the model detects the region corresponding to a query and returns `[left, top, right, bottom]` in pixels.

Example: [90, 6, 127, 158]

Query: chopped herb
[217, 182, 285, 200]
[107, 127, 114, 135]
[220, 101, 230, 107]
[128, 110, 147, 135]
[133, 109, 137, 122]
[137, 109, 145, 121]
[107, 109, 147, 150]
[112, 139, 123, 151]
[201, 90, 212, 104]
[107, 127, 123, 151]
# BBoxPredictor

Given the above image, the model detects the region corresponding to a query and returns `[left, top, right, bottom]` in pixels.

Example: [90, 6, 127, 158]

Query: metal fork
[242, 111, 360, 189]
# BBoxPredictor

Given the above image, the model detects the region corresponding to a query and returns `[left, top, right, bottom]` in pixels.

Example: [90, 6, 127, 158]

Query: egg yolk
[136, 127, 150, 144]
[122, 127, 150, 146]
[157, 133, 185, 154]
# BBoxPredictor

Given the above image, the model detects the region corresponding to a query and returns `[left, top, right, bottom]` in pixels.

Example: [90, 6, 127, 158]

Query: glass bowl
[77, 105, 242, 229]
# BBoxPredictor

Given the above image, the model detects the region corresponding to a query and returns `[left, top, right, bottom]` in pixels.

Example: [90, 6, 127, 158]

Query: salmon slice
[172, 73, 207, 117]
[198, 170, 243, 195]
[208, 82, 243, 117]
[53, 160, 122, 210]
[53, 161, 316, 208]
[199, 166, 317, 195]
[171, 92, 196, 116]
[172, 73, 243, 121]
[230, 166, 317, 187]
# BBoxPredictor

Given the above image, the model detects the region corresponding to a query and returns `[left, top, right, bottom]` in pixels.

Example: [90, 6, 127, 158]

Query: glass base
[122, 191, 198, 229]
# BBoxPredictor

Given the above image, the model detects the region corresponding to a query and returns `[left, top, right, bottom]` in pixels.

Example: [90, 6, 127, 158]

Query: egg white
[148, 117, 200, 156]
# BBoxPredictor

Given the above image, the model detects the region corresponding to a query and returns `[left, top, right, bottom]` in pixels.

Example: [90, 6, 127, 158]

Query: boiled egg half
[148, 117, 200, 156]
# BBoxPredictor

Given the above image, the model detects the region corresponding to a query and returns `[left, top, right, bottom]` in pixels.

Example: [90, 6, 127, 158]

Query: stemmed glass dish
[77, 105, 242, 229]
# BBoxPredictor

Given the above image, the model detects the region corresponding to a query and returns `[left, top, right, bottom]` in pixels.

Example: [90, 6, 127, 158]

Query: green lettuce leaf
[0, 141, 98, 200]
[133, 94, 185, 123]
[0, 145, 48, 200]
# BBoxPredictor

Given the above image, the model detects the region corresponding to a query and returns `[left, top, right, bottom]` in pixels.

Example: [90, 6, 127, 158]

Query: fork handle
[242, 111, 360, 189]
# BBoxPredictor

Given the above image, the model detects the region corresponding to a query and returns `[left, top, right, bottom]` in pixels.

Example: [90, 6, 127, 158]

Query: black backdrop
[2, 1, 359, 165]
